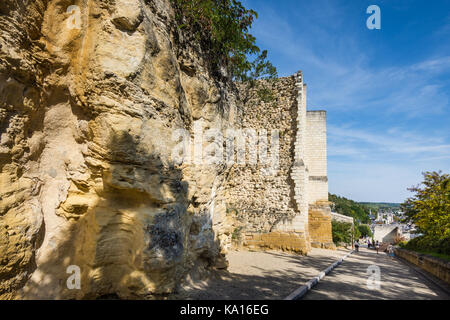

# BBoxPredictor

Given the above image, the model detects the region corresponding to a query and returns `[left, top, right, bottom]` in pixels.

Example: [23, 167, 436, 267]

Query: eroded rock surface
[0, 0, 236, 299]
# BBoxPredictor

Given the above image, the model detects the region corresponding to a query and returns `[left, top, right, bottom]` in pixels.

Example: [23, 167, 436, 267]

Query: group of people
[354, 239, 380, 253]
[367, 239, 380, 253]
[353, 239, 395, 257]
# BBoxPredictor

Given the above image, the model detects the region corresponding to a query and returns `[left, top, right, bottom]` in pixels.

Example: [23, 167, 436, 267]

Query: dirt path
[303, 247, 449, 300]
[177, 247, 350, 300]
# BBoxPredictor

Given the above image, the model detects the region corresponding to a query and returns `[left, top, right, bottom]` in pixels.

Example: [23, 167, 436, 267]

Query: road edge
[284, 249, 354, 300]
[394, 254, 450, 297]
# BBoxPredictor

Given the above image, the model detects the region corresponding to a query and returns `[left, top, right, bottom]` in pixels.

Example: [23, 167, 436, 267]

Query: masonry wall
[305, 110, 333, 248]
[306, 111, 328, 204]
[226, 76, 298, 231]
[394, 248, 450, 285]
[291, 77, 309, 236]
[308, 179, 329, 205]
[309, 201, 334, 249]
[331, 212, 354, 224]
[226, 71, 333, 254]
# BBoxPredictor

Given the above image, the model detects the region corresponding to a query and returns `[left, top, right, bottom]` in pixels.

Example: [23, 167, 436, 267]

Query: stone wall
[309, 201, 334, 249]
[306, 111, 328, 204]
[0, 0, 334, 299]
[0, 0, 237, 299]
[226, 76, 298, 234]
[225, 75, 310, 253]
[227, 72, 333, 253]
[331, 212, 354, 224]
[395, 248, 450, 285]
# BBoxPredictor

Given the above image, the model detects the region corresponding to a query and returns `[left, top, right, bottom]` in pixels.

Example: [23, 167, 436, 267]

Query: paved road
[303, 247, 449, 300]
[175, 248, 351, 300]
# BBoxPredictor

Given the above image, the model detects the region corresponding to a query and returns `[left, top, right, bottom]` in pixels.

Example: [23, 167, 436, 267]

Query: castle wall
[306, 111, 328, 204]
[304, 110, 334, 249]
[309, 202, 334, 249]
[226, 71, 333, 254]
[290, 74, 310, 236]
[226, 76, 298, 232]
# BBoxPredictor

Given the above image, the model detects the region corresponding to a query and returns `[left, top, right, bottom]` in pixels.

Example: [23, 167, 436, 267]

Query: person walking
[367, 239, 371, 249]
[354, 240, 360, 252]
[388, 244, 395, 259]
[375, 240, 380, 254]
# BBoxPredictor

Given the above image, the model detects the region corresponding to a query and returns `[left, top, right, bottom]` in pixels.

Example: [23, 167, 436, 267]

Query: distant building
[376, 211, 383, 222]
[373, 224, 402, 243]
[386, 212, 394, 224]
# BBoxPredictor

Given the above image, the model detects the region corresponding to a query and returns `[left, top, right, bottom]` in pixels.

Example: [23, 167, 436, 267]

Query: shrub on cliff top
[172, 0, 277, 81]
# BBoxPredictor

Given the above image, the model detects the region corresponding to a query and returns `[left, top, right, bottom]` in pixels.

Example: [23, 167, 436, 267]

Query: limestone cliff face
[0, 0, 236, 299]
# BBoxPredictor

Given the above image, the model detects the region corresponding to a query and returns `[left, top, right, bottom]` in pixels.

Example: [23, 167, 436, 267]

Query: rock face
[0, 0, 333, 300]
[0, 0, 237, 299]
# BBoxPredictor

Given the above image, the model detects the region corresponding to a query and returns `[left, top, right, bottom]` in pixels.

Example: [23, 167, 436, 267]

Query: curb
[284, 250, 354, 300]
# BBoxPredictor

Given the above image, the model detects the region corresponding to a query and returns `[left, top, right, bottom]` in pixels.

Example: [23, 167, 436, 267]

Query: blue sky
[242, 0, 450, 203]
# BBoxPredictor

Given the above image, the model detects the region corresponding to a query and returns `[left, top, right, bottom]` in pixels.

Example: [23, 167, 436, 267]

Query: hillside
[359, 202, 401, 212]
[328, 194, 371, 224]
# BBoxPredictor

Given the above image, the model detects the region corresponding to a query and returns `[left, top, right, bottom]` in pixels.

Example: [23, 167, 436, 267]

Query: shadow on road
[303, 248, 449, 300]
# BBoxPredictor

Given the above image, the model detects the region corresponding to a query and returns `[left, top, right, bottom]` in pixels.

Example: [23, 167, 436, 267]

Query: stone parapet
[394, 248, 450, 285]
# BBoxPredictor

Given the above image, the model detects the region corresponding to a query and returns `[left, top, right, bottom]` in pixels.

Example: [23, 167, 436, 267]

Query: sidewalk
[176, 248, 350, 300]
[303, 247, 449, 300]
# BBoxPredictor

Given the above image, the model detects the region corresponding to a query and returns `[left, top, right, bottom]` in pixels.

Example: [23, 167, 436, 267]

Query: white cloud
[245, 0, 450, 201]
[328, 125, 450, 157]
[248, 1, 450, 117]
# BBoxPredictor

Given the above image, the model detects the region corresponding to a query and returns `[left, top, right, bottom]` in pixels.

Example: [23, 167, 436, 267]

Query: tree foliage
[353, 223, 361, 240]
[401, 171, 450, 254]
[359, 202, 400, 211]
[331, 221, 353, 245]
[172, 0, 277, 81]
[358, 224, 372, 238]
[401, 236, 450, 256]
[401, 171, 449, 239]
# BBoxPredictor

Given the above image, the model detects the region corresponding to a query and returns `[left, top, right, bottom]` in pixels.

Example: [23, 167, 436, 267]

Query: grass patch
[413, 250, 450, 262]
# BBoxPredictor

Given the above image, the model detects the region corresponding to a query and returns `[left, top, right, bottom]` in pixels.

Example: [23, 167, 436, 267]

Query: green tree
[172, 0, 277, 81]
[353, 223, 361, 240]
[358, 224, 372, 238]
[401, 171, 450, 255]
[331, 221, 353, 245]
[401, 171, 450, 240]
